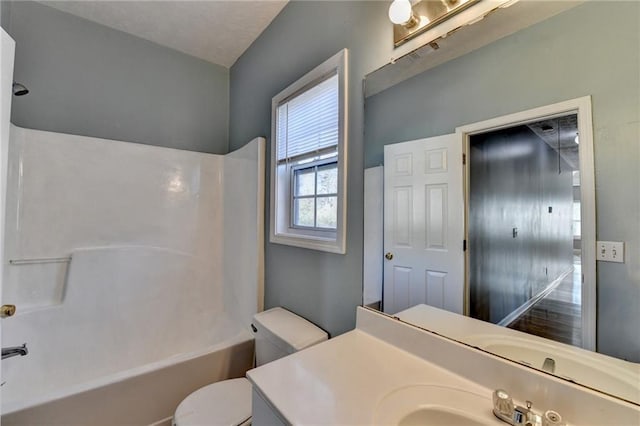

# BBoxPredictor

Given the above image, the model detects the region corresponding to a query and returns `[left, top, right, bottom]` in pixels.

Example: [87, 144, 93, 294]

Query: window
[292, 160, 338, 229]
[270, 49, 348, 253]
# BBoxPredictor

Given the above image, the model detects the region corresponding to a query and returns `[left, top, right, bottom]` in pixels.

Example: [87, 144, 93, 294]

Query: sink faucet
[542, 357, 556, 374]
[2, 343, 28, 360]
[492, 389, 565, 426]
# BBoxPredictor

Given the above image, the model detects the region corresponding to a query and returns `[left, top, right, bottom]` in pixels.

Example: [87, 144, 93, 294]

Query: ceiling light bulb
[389, 0, 413, 25]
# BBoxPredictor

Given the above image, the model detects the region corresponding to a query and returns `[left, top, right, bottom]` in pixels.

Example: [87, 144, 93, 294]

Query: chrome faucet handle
[493, 389, 515, 423]
[542, 410, 566, 426]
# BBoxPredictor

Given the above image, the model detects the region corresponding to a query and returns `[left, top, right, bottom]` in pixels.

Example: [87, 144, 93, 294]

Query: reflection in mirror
[391, 304, 640, 405]
[468, 114, 583, 347]
[390, 0, 481, 47]
[362, 1, 639, 405]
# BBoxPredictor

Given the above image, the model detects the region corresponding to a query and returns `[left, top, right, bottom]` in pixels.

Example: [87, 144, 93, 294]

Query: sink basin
[398, 407, 488, 426]
[374, 384, 502, 425]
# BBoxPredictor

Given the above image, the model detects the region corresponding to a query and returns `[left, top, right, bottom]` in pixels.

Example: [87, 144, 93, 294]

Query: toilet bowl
[173, 307, 328, 426]
[174, 378, 252, 426]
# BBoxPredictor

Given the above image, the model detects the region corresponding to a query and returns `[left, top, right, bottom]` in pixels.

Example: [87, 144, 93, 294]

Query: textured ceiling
[39, 0, 289, 68]
[527, 114, 579, 170]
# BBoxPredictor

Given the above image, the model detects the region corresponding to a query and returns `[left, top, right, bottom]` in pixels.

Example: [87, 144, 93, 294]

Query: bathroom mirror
[361, 1, 639, 405]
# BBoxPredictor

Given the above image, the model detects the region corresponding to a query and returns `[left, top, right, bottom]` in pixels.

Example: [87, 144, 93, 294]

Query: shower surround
[1, 125, 264, 424]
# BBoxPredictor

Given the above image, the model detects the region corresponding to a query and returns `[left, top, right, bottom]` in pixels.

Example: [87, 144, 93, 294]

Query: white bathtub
[1, 247, 255, 425]
[2, 330, 254, 425]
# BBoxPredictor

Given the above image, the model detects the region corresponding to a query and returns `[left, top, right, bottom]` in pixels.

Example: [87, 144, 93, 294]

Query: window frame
[269, 49, 348, 254]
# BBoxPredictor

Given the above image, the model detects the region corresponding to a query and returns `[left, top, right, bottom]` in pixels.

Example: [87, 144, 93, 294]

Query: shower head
[12, 82, 29, 96]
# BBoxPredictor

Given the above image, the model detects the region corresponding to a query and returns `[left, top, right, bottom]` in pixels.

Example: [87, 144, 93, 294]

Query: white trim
[497, 268, 573, 327]
[269, 49, 348, 254]
[256, 138, 266, 313]
[456, 96, 597, 351]
[148, 416, 173, 426]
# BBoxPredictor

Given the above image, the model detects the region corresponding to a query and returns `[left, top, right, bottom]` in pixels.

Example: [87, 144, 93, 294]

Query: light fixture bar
[391, 0, 482, 47]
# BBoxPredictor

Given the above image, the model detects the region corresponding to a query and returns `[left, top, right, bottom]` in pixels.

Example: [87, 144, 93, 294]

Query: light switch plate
[596, 241, 624, 263]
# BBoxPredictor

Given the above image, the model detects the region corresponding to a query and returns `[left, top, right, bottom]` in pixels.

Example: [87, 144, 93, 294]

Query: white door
[1, 29, 17, 411]
[383, 134, 464, 315]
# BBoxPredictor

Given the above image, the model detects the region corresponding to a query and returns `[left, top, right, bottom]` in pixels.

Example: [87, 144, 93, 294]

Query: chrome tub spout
[2, 343, 28, 360]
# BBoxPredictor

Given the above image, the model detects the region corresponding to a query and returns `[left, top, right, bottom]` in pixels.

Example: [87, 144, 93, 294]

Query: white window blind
[276, 73, 339, 162]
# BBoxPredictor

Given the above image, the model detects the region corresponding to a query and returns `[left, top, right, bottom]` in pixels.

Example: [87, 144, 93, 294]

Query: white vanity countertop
[248, 308, 640, 425]
[246, 329, 494, 425]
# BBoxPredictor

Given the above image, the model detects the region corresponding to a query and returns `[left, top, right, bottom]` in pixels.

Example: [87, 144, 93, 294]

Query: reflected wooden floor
[508, 256, 582, 347]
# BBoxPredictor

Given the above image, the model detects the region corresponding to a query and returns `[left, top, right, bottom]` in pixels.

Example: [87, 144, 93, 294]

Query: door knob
[385, 252, 394, 260]
[1, 305, 16, 318]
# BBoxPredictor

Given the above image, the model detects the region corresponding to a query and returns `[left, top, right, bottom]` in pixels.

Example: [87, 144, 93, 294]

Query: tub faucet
[2, 343, 28, 360]
[542, 357, 556, 374]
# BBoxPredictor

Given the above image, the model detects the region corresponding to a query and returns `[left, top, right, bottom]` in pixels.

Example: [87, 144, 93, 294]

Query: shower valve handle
[1, 305, 16, 318]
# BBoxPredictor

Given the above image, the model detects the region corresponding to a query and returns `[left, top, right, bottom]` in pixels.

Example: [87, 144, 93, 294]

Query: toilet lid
[174, 378, 252, 426]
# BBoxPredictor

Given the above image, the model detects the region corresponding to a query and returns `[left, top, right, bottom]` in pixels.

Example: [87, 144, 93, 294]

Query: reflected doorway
[468, 113, 583, 347]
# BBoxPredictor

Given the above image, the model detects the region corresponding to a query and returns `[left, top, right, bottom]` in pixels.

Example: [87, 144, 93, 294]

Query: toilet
[173, 307, 328, 426]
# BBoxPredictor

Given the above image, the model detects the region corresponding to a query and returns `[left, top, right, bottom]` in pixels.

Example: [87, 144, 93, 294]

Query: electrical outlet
[596, 241, 625, 263]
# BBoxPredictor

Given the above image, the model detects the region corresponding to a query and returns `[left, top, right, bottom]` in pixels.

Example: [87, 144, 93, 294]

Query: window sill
[270, 231, 345, 254]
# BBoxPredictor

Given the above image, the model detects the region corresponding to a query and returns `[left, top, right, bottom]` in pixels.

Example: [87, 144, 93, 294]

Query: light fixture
[388, 0, 418, 27]
[574, 134, 580, 144]
[389, 0, 482, 47]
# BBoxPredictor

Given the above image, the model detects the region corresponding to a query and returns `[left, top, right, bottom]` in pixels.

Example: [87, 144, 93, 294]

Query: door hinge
[463, 240, 467, 251]
[462, 153, 466, 165]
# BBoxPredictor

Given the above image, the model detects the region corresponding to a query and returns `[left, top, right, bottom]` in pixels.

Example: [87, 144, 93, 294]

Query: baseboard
[364, 301, 381, 311]
[148, 416, 173, 426]
[498, 268, 573, 327]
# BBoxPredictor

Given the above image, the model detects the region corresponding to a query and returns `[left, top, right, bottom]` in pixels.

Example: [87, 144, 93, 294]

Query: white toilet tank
[252, 307, 328, 366]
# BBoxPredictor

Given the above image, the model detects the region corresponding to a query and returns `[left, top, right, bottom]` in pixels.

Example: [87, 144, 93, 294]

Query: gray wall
[469, 126, 574, 323]
[365, 2, 639, 361]
[229, 1, 391, 336]
[1, 1, 229, 153]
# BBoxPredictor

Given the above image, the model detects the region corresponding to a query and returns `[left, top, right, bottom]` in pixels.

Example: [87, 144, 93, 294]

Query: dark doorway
[468, 114, 582, 346]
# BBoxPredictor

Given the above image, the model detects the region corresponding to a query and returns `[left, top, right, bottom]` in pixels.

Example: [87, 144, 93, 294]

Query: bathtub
[1, 247, 256, 425]
[2, 330, 254, 425]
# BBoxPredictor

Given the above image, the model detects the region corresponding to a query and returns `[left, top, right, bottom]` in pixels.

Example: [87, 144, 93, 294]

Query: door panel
[426, 184, 447, 249]
[383, 134, 463, 315]
[393, 187, 412, 246]
[392, 266, 412, 312]
[426, 270, 447, 307]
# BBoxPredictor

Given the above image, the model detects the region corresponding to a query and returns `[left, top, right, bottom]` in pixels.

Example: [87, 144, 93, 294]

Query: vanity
[247, 306, 639, 425]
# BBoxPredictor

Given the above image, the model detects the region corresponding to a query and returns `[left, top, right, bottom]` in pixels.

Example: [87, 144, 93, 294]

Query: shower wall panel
[1, 126, 265, 416]
[3, 125, 224, 310]
[223, 139, 265, 329]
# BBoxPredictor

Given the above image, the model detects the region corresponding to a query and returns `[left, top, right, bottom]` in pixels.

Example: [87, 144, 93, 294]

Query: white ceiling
[40, 1, 289, 68]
